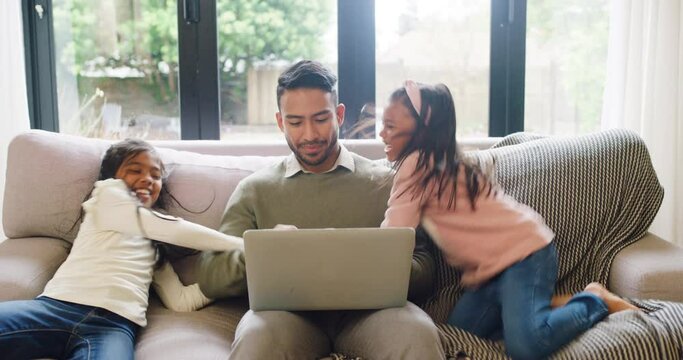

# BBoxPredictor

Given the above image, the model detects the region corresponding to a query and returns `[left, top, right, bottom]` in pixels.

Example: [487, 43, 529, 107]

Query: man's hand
[273, 224, 298, 230]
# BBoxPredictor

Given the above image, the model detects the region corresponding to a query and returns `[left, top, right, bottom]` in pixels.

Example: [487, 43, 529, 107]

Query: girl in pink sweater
[379, 81, 637, 359]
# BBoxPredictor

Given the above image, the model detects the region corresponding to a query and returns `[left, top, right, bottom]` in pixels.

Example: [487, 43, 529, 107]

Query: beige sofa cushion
[4, 132, 106, 241]
[609, 232, 683, 302]
[135, 297, 248, 359]
[0, 237, 70, 301]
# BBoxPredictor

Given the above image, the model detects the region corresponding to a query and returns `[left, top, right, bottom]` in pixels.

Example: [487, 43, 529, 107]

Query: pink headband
[404, 80, 431, 126]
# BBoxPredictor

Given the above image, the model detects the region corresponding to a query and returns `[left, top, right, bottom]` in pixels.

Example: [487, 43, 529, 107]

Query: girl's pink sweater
[381, 152, 554, 287]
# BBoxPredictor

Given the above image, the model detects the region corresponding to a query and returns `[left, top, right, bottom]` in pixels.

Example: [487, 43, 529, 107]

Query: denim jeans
[0, 296, 138, 360]
[447, 243, 609, 360]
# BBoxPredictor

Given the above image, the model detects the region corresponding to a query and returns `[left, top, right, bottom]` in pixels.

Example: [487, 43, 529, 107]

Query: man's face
[276, 88, 345, 173]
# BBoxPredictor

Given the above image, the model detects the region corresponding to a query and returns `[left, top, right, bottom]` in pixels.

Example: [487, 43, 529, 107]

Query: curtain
[601, 0, 683, 245]
[0, 0, 31, 240]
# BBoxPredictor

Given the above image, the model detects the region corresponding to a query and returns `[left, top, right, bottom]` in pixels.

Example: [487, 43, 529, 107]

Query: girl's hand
[153, 262, 213, 312]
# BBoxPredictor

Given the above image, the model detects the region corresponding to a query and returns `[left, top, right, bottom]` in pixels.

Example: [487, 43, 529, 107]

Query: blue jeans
[0, 296, 138, 360]
[447, 243, 608, 360]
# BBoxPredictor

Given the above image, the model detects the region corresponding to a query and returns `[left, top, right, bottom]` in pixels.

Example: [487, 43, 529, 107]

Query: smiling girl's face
[114, 151, 162, 208]
[380, 100, 418, 162]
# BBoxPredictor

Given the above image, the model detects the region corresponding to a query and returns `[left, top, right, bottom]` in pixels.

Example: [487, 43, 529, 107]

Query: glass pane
[217, 0, 337, 142]
[375, 0, 490, 138]
[53, 0, 180, 140]
[525, 0, 609, 135]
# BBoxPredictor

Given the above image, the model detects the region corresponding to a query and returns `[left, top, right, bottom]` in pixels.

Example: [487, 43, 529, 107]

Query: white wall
[0, 0, 31, 240]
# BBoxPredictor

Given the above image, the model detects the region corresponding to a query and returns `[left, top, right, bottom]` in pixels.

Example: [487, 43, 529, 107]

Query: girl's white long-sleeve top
[41, 179, 243, 326]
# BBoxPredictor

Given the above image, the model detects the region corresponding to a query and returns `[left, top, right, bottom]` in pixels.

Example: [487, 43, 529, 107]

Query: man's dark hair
[276, 60, 338, 109]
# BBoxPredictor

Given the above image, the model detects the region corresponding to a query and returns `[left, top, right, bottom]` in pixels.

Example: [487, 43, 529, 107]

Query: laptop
[243, 227, 415, 311]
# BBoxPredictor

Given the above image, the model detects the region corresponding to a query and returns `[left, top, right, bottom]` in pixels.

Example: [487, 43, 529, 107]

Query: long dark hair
[390, 83, 493, 210]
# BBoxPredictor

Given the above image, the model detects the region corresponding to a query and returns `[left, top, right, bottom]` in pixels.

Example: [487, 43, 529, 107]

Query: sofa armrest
[608, 232, 683, 302]
[0, 237, 70, 301]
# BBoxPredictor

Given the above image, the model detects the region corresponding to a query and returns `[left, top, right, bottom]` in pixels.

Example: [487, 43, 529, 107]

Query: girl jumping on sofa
[379, 81, 638, 359]
[0, 139, 241, 360]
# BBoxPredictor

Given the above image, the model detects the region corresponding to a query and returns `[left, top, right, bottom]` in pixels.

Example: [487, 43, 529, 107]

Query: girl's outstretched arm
[87, 179, 244, 252]
[152, 262, 213, 312]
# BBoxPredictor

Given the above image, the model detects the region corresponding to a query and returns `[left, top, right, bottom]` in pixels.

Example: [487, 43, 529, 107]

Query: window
[25, 1, 608, 140]
[216, 0, 337, 142]
[524, 0, 610, 135]
[375, 0, 491, 138]
[52, 0, 181, 140]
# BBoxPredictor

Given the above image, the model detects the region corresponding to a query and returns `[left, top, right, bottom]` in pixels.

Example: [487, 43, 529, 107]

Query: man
[197, 60, 444, 359]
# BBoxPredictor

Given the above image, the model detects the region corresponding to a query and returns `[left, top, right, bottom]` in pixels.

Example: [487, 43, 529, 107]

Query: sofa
[2, 129, 683, 359]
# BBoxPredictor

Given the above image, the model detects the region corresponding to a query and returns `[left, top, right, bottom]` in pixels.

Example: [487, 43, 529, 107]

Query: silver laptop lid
[244, 227, 415, 311]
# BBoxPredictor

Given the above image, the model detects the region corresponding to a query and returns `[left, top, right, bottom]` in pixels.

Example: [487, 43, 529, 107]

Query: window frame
[177, 0, 220, 140]
[23, 0, 59, 132]
[338, 0, 375, 139]
[23, 0, 527, 140]
[489, 0, 526, 136]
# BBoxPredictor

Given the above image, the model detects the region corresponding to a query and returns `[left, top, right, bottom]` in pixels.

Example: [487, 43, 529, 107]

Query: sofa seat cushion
[135, 296, 249, 360]
[0, 237, 70, 301]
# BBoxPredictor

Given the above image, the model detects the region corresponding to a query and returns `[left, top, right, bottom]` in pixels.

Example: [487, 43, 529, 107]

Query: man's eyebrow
[284, 109, 332, 120]
[312, 110, 332, 117]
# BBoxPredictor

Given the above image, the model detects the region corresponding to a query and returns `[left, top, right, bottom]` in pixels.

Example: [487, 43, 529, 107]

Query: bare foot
[584, 282, 640, 313]
[551, 294, 573, 308]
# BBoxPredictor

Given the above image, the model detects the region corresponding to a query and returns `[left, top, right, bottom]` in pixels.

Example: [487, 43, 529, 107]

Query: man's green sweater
[197, 152, 435, 301]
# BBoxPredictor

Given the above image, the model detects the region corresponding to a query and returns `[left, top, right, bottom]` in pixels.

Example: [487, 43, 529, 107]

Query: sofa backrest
[3, 130, 496, 242]
[2, 130, 496, 241]
[149, 137, 498, 157]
